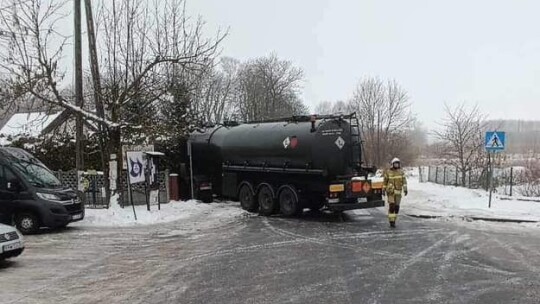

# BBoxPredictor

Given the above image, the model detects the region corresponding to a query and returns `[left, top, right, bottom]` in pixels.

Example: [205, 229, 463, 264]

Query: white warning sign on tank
[283, 137, 291, 149]
[335, 136, 345, 150]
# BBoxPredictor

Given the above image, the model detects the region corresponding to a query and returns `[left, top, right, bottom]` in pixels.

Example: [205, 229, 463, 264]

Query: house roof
[42, 109, 99, 135]
[0, 111, 61, 145]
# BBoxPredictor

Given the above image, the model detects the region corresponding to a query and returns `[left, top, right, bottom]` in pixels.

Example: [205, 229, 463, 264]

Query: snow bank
[405, 175, 540, 223]
[73, 200, 248, 227]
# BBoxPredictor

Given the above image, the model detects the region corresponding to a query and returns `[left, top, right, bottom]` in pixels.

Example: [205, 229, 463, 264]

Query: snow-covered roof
[0, 111, 61, 145]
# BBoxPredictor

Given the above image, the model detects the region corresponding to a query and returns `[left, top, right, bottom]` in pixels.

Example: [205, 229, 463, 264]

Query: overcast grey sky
[186, 0, 540, 127]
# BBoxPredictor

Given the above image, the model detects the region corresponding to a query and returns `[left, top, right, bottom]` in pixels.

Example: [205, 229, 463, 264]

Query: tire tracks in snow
[367, 231, 458, 304]
[485, 232, 539, 273]
[262, 217, 444, 259]
[423, 233, 473, 303]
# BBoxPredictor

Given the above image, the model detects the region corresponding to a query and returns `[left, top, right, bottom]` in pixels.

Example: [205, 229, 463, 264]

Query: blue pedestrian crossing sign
[485, 131, 506, 152]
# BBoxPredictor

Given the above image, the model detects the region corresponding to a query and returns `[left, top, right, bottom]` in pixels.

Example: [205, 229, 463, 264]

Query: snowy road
[1, 204, 539, 304]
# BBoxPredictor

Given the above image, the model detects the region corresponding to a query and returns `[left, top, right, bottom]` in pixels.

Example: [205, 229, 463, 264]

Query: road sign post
[488, 153, 493, 208]
[485, 131, 506, 208]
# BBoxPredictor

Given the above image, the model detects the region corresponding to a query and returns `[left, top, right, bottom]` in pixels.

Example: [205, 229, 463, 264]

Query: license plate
[3, 242, 21, 252]
[357, 197, 368, 203]
[71, 213, 83, 220]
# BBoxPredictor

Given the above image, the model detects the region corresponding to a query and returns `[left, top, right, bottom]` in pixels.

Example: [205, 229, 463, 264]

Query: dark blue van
[0, 147, 84, 234]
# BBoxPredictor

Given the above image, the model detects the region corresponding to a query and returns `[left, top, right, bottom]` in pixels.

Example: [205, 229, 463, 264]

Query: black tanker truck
[183, 113, 384, 216]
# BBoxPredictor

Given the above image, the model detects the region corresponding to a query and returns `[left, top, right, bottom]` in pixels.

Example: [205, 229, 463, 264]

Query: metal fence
[118, 170, 169, 208]
[54, 170, 107, 208]
[419, 166, 527, 197]
[54, 170, 169, 208]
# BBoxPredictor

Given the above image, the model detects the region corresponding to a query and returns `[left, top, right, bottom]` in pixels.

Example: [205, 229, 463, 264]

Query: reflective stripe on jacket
[383, 168, 407, 195]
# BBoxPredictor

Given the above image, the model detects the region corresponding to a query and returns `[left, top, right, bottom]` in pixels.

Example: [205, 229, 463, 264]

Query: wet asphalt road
[1, 205, 539, 304]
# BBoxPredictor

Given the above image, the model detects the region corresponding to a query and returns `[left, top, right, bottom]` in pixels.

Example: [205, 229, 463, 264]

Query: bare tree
[314, 100, 350, 115]
[349, 77, 414, 166]
[0, 0, 225, 203]
[407, 121, 428, 162]
[235, 54, 305, 121]
[0, 0, 115, 127]
[434, 103, 487, 185]
[190, 57, 239, 124]
[314, 101, 333, 115]
[331, 100, 349, 114]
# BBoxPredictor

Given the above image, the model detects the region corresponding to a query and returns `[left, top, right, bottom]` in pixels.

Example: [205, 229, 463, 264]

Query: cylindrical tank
[189, 118, 361, 179]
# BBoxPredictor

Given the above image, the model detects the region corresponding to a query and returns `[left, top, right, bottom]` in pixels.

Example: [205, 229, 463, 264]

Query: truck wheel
[258, 184, 277, 216]
[239, 184, 258, 212]
[15, 212, 40, 234]
[279, 186, 302, 216]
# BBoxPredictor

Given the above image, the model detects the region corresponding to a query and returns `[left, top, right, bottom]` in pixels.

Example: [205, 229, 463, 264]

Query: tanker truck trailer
[184, 113, 384, 216]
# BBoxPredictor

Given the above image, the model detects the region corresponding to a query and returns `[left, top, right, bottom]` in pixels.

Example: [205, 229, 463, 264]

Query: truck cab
[0, 147, 84, 234]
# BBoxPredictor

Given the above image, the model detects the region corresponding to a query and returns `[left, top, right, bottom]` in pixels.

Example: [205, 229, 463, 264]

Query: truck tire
[239, 183, 258, 212]
[258, 184, 277, 216]
[279, 185, 302, 216]
[15, 212, 40, 235]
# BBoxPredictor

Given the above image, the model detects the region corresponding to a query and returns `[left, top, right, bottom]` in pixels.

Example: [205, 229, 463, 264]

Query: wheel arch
[256, 182, 276, 198]
[277, 184, 299, 202]
[237, 181, 255, 198]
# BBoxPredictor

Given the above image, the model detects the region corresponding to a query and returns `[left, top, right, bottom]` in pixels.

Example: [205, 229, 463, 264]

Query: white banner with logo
[126, 151, 146, 184]
[122, 145, 154, 169]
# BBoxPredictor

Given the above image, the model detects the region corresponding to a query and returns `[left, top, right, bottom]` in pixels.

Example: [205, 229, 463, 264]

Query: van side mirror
[7, 180, 21, 192]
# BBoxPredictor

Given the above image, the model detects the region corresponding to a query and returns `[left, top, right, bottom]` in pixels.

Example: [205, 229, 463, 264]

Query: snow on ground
[405, 172, 540, 223]
[72, 166, 539, 228]
[73, 200, 248, 228]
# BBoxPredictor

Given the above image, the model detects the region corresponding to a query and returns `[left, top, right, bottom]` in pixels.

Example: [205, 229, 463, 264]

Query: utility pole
[84, 0, 111, 203]
[74, 0, 84, 195]
[84, 0, 104, 121]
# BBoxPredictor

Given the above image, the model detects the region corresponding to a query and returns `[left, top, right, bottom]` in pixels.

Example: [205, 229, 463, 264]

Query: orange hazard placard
[352, 182, 363, 192]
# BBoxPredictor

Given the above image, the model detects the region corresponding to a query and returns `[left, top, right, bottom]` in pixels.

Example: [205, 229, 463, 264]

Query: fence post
[165, 169, 170, 203]
[169, 173, 179, 201]
[443, 167, 447, 185]
[91, 175, 97, 206]
[509, 167, 513, 197]
[485, 167, 489, 192]
[468, 170, 471, 188]
[428, 167, 431, 182]
[435, 167, 439, 184]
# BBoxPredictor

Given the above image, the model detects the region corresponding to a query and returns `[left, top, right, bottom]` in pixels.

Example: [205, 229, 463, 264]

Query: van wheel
[258, 184, 277, 216]
[239, 183, 258, 212]
[279, 185, 302, 216]
[15, 213, 40, 234]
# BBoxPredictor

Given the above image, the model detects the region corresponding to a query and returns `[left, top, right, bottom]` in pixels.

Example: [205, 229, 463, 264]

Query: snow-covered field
[73, 199, 249, 228]
[405, 170, 540, 224]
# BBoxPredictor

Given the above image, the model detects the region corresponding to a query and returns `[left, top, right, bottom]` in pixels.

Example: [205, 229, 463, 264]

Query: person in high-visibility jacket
[383, 158, 408, 228]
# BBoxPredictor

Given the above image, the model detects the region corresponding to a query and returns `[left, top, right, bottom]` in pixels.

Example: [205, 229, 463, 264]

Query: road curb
[405, 214, 539, 224]
[498, 196, 540, 203]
